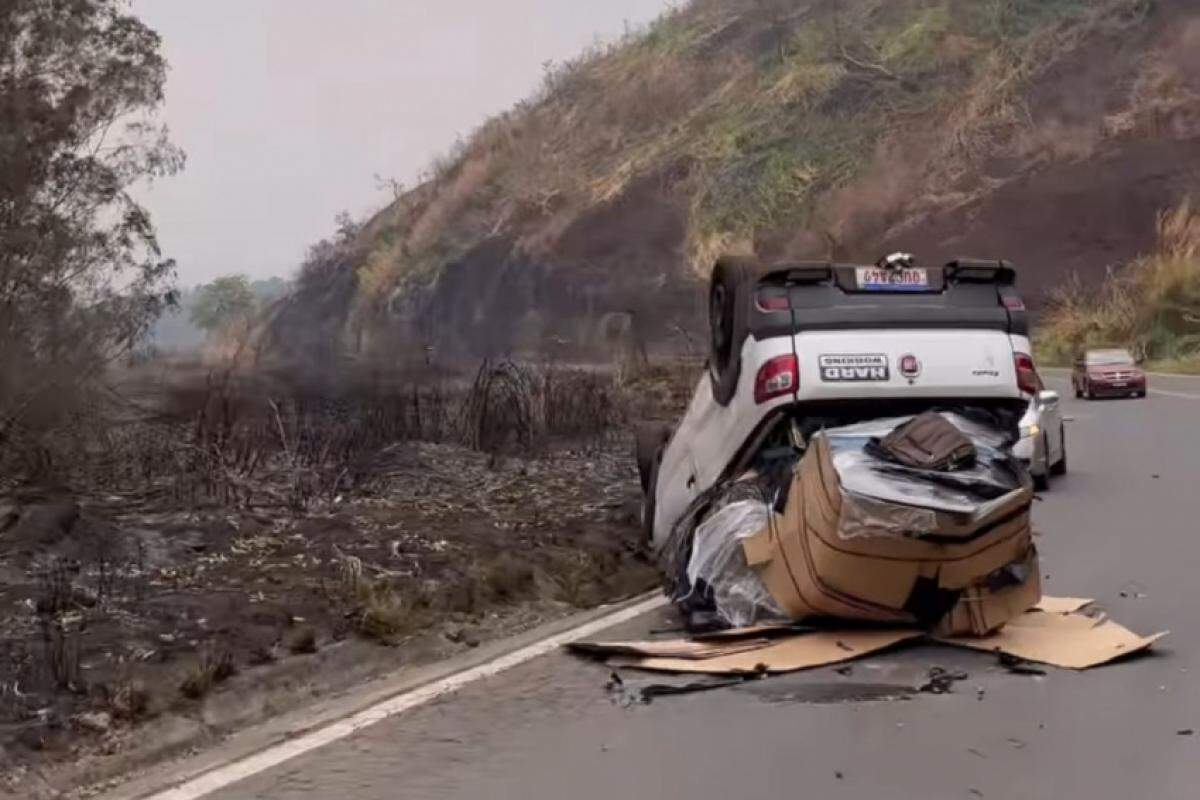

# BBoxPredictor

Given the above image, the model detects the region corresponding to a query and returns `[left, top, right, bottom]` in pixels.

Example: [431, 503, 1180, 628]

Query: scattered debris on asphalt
[998, 652, 1047, 676]
[1119, 581, 1149, 600]
[918, 667, 970, 694]
[605, 670, 747, 707]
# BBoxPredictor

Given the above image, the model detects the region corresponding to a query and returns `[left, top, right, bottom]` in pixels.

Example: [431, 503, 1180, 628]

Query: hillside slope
[275, 0, 1200, 365]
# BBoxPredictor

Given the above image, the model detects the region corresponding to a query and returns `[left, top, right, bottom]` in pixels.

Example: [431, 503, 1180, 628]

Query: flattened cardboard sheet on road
[1032, 596, 1095, 614]
[937, 607, 1168, 670]
[602, 630, 921, 675]
[570, 598, 1165, 675]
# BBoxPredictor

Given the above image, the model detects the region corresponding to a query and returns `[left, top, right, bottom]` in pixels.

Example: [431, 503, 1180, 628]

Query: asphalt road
[208, 372, 1199, 800]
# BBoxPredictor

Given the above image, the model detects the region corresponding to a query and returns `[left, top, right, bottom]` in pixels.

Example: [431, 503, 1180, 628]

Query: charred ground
[0, 359, 699, 795]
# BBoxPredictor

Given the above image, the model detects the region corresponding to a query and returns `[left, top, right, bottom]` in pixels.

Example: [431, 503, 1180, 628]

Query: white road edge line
[1149, 388, 1200, 400]
[142, 593, 669, 800]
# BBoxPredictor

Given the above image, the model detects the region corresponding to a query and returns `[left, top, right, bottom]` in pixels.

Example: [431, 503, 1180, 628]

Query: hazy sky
[132, 1, 672, 286]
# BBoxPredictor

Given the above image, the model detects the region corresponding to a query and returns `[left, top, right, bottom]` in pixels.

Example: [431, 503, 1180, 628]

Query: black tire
[635, 424, 669, 493]
[1074, 381, 1083, 399]
[708, 255, 760, 406]
[1050, 425, 1067, 476]
[1033, 433, 1051, 491]
[641, 457, 660, 544]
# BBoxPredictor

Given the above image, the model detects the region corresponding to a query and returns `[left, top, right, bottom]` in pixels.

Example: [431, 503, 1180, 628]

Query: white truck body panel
[652, 328, 1030, 551]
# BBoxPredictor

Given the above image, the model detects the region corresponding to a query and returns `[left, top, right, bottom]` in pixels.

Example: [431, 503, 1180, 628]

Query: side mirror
[1038, 389, 1060, 406]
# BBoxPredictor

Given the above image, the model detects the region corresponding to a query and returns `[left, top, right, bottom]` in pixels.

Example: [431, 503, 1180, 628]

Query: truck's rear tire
[1033, 433, 1050, 491]
[641, 457, 660, 544]
[709, 255, 760, 406]
[635, 424, 670, 493]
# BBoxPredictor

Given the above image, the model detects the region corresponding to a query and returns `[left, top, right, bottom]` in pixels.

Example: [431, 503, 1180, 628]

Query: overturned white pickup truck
[636, 254, 1052, 633]
[638, 253, 1050, 550]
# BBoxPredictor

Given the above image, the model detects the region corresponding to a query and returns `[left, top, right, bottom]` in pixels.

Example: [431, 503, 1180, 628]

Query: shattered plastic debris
[605, 670, 747, 707]
[1118, 581, 1149, 600]
[998, 652, 1046, 676]
[918, 666, 970, 694]
[683, 500, 787, 628]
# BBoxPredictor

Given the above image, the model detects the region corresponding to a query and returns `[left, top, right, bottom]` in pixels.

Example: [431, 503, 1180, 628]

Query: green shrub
[1039, 201, 1200, 365]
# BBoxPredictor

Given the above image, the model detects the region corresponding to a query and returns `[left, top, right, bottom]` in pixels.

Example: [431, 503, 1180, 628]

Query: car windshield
[1086, 349, 1135, 365]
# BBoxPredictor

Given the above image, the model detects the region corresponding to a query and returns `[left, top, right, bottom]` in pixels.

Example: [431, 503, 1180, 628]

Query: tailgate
[794, 329, 1021, 400]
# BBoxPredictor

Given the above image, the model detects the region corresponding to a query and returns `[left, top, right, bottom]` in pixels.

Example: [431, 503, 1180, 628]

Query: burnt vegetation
[0, 1, 672, 783]
[0, 353, 671, 780]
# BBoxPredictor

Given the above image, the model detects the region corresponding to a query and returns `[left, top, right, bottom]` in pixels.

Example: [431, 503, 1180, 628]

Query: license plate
[1111, 382, 1127, 388]
[856, 267, 930, 291]
[819, 354, 890, 382]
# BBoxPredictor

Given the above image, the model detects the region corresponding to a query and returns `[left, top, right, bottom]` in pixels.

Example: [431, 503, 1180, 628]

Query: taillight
[756, 291, 790, 312]
[1015, 353, 1039, 395]
[1001, 294, 1025, 311]
[754, 354, 799, 404]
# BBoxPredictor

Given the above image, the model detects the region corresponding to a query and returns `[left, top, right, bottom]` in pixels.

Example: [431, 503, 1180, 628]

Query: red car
[1072, 348, 1147, 399]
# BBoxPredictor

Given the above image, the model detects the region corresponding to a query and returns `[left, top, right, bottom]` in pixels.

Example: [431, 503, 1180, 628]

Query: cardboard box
[742, 433, 1040, 634]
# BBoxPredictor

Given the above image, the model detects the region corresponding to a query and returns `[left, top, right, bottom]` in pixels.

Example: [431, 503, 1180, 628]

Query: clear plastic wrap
[826, 411, 1014, 450]
[830, 419, 1027, 520]
[684, 500, 786, 628]
[824, 414, 1029, 534]
[839, 491, 939, 540]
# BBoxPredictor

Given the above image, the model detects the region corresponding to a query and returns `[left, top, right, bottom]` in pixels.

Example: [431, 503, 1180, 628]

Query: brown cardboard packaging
[742, 434, 1039, 635]
[570, 599, 1166, 674]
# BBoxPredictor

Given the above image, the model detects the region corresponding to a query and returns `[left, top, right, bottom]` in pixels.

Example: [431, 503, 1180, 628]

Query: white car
[637, 254, 1043, 551]
[1013, 390, 1067, 491]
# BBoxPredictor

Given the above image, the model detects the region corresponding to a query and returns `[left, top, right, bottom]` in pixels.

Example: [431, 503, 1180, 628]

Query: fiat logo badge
[899, 354, 921, 379]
